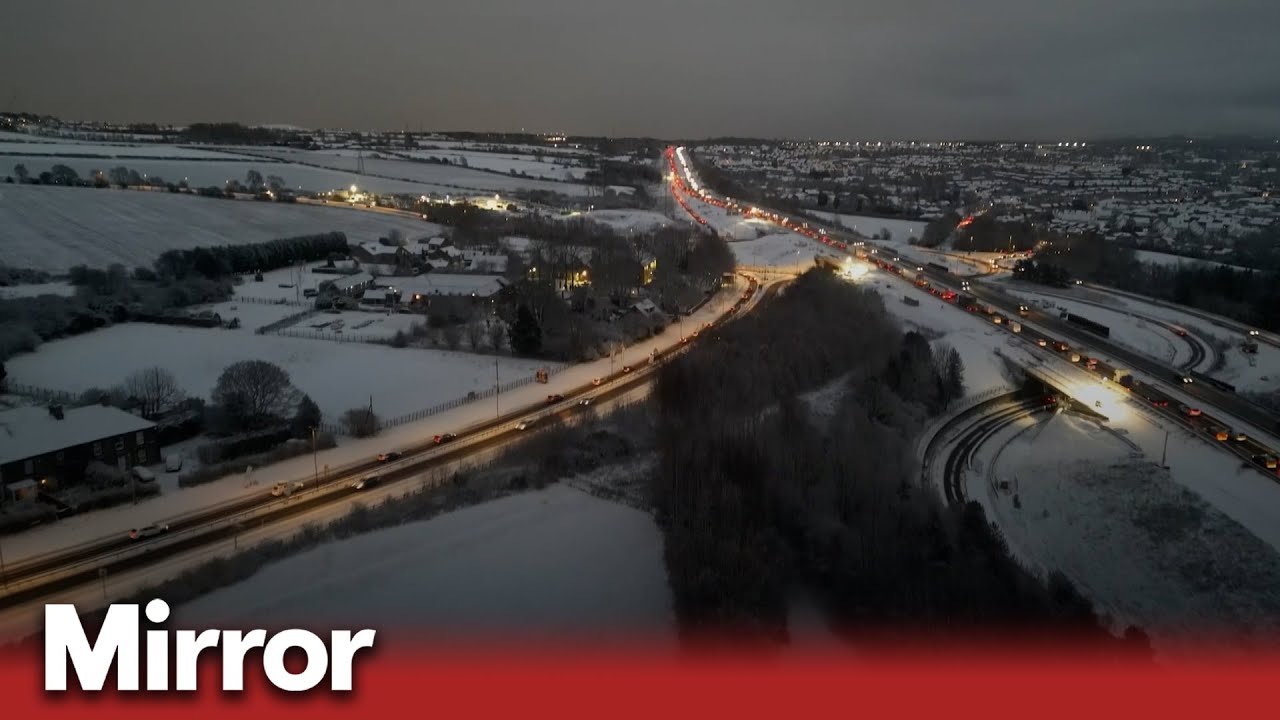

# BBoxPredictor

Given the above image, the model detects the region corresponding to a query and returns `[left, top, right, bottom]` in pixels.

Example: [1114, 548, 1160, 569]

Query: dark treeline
[155, 231, 349, 278]
[1027, 233, 1280, 331]
[649, 269, 1140, 651]
[179, 123, 313, 147]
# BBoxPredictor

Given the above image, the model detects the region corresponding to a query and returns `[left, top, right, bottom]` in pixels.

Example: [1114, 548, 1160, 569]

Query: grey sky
[3, 0, 1277, 140]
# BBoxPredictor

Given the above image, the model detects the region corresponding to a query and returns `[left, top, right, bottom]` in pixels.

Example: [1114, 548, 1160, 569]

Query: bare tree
[342, 407, 381, 438]
[487, 321, 506, 352]
[266, 175, 286, 192]
[245, 169, 264, 191]
[211, 360, 300, 431]
[124, 366, 185, 419]
[465, 320, 484, 350]
[387, 228, 406, 246]
[442, 323, 463, 351]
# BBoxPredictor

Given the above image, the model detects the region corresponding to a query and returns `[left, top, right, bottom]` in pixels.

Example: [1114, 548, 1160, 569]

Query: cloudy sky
[4, 0, 1277, 140]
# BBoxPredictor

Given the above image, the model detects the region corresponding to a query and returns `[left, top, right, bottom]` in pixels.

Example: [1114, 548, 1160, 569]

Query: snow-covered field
[812, 211, 926, 243]
[228, 148, 595, 196]
[977, 410, 1280, 654]
[400, 149, 590, 181]
[177, 484, 674, 643]
[4, 322, 548, 421]
[0, 140, 258, 160]
[730, 232, 840, 270]
[581, 209, 675, 234]
[1134, 249, 1249, 272]
[0, 281, 76, 298]
[0, 185, 443, 272]
[0, 154, 463, 196]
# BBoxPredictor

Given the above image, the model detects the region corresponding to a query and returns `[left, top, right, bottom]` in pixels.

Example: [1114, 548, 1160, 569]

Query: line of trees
[155, 232, 349, 279]
[648, 268, 1138, 650]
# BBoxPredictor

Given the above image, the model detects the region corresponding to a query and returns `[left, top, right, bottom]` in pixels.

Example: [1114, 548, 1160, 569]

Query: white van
[131, 466, 156, 483]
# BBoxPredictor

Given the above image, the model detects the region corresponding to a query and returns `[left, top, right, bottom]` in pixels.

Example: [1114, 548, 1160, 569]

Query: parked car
[433, 433, 457, 445]
[351, 475, 380, 490]
[579, 397, 592, 407]
[164, 454, 184, 472]
[517, 420, 532, 431]
[377, 451, 402, 463]
[131, 467, 156, 484]
[622, 365, 633, 373]
[546, 394, 564, 403]
[592, 378, 603, 386]
[129, 524, 169, 541]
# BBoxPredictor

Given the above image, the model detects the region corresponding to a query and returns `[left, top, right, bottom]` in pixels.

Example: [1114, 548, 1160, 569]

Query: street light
[310, 427, 320, 490]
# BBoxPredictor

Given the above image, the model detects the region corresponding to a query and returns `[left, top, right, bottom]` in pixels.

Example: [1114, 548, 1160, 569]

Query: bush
[342, 407, 381, 438]
[196, 426, 293, 465]
[61, 482, 162, 511]
[179, 433, 336, 488]
[0, 503, 58, 535]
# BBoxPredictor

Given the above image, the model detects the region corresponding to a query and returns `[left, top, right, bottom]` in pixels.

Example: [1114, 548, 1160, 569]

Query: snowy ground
[4, 322, 549, 422]
[580, 209, 675, 234]
[1134, 249, 1250, 273]
[730, 232, 840, 271]
[0, 284, 745, 566]
[0, 281, 76, 298]
[399, 149, 591, 181]
[0, 184, 445, 272]
[0, 154, 465, 197]
[0, 140, 258, 160]
[811, 211, 926, 243]
[226, 148, 595, 196]
[975, 409, 1280, 654]
[176, 484, 674, 643]
[848, 268, 1014, 399]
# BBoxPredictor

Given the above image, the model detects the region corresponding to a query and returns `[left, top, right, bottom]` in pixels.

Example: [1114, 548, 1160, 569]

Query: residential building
[0, 404, 159, 501]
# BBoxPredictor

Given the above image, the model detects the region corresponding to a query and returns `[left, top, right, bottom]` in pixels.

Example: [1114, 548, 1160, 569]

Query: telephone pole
[494, 358, 500, 418]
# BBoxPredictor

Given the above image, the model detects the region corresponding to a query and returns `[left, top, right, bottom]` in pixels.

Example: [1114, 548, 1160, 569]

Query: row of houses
[0, 404, 160, 502]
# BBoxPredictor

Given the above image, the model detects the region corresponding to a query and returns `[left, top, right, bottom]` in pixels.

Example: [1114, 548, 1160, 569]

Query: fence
[319, 364, 569, 436]
[255, 309, 318, 335]
[237, 295, 308, 308]
[269, 327, 391, 344]
[5, 382, 78, 405]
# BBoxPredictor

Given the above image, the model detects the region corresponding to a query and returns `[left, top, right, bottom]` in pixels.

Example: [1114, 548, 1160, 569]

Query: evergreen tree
[291, 394, 323, 438]
[509, 304, 542, 356]
[945, 348, 965, 400]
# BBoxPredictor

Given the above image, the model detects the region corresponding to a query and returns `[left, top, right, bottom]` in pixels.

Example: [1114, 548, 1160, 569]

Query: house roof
[0, 405, 156, 469]
[386, 273, 506, 297]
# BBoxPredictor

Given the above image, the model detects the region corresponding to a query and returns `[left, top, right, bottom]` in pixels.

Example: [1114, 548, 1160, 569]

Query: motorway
[0, 272, 783, 611]
[666, 145, 1280, 479]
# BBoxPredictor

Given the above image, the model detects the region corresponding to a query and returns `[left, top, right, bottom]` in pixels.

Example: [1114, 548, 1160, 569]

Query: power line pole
[1160, 430, 1170, 468]
[494, 358, 500, 418]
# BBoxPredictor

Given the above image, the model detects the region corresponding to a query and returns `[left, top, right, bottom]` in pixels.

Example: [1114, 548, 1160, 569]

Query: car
[129, 524, 169, 541]
[546, 394, 564, 403]
[517, 420, 532, 431]
[271, 481, 305, 497]
[1248, 330, 1260, 337]
[1180, 376, 1194, 384]
[1074, 279, 1083, 285]
[1235, 433, 1248, 442]
[592, 378, 603, 386]
[351, 475, 380, 491]
[377, 451, 402, 463]
[433, 433, 457, 445]
[622, 365, 633, 373]
[578, 397, 592, 407]
[1183, 406, 1202, 417]
[1037, 338, 1048, 347]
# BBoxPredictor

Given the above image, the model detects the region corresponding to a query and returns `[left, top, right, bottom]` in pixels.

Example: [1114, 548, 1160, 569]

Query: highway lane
[0, 274, 781, 607]
[942, 399, 1052, 505]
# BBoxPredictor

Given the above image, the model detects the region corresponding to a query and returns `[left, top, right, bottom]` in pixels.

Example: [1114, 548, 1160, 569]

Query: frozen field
[0, 184, 443, 272]
[0, 281, 76, 298]
[0, 154, 461, 196]
[401, 149, 590, 181]
[1004, 288, 1191, 367]
[812, 211, 926, 242]
[581, 209, 674, 234]
[730, 232, 840, 270]
[3, 322, 548, 421]
[978, 410, 1280, 654]
[0, 140, 257, 160]
[177, 484, 674, 643]
[230, 147, 596, 196]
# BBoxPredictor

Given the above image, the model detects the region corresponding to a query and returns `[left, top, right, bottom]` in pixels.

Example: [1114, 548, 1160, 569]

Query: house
[388, 274, 507, 305]
[319, 272, 374, 296]
[360, 287, 399, 307]
[0, 404, 159, 498]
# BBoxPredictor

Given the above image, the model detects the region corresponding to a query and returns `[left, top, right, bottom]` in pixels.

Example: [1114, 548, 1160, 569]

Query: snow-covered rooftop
[0, 404, 155, 467]
[382, 273, 506, 297]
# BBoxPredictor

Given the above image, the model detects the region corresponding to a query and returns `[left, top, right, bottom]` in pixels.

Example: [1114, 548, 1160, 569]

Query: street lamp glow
[350, 185, 358, 193]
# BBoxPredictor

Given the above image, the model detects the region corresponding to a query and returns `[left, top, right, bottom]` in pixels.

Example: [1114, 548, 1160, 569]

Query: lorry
[1112, 369, 1133, 388]
[271, 481, 305, 497]
[1010, 321, 1022, 333]
[1069, 353, 1081, 363]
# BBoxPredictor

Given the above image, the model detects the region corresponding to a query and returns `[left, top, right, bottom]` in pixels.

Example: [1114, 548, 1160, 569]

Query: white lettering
[176, 629, 222, 691]
[45, 604, 139, 691]
[219, 630, 266, 691]
[262, 629, 329, 692]
[330, 629, 377, 691]
[44, 601, 376, 692]
[145, 599, 170, 690]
